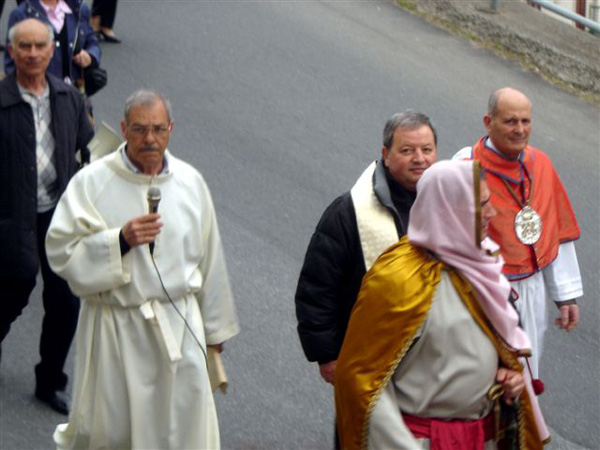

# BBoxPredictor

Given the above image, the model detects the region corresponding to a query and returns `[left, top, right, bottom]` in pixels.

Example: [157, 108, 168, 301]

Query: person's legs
[100, 0, 118, 29]
[511, 275, 547, 379]
[91, 0, 103, 18]
[93, 0, 120, 42]
[91, 0, 102, 31]
[0, 277, 36, 346]
[34, 210, 80, 395]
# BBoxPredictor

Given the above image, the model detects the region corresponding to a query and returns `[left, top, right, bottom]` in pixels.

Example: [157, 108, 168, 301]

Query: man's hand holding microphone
[119, 187, 163, 255]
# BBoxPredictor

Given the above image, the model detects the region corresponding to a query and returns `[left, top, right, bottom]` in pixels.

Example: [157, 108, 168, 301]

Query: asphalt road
[1, 1, 598, 449]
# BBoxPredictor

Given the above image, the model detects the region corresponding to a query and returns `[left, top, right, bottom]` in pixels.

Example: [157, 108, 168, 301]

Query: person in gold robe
[335, 160, 550, 450]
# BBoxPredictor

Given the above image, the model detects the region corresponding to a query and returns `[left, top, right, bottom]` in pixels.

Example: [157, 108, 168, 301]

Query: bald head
[488, 87, 532, 117]
[483, 87, 533, 159]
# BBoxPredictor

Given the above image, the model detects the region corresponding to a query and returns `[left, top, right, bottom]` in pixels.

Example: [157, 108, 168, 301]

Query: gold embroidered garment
[334, 238, 545, 450]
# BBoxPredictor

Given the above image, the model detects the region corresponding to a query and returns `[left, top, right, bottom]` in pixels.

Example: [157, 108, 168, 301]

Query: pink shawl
[408, 160, 531, 352]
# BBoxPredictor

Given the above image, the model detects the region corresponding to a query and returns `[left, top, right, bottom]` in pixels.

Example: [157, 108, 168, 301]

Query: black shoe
[35, 389, 70, 415]
[98, 30, 121, 43]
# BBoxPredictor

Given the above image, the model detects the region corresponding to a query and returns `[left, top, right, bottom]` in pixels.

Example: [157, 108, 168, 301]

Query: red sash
[403, 412, 494, 450]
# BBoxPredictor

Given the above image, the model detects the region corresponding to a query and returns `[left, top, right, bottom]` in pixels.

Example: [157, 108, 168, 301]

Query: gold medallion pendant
[515, 206, 542, 245]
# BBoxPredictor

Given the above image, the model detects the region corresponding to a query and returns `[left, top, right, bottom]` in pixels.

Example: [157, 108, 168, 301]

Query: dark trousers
[0, 209, 80, 393]
[92, 0, 119, 29]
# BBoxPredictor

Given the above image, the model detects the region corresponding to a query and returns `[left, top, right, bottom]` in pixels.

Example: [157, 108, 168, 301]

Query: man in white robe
[46, 89, 239, 449]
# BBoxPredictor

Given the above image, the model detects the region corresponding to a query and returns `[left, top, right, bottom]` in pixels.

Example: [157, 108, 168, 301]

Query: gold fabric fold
[334, 237, 545, 450]
[335, 238, 441, 450]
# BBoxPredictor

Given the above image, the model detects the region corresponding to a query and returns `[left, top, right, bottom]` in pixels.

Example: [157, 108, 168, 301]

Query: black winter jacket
[0, 72, 94, 279]
[295, 161, 416, 364]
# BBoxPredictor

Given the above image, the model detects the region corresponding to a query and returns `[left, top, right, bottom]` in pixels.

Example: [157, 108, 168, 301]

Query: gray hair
[487, 90, 502, 116]
[8, 18, 54, 45]
[124, 90, 174, 123]
[382, 110, 437, 149]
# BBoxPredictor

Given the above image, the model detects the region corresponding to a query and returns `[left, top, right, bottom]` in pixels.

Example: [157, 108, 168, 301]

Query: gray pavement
[0, 1, 599, 449]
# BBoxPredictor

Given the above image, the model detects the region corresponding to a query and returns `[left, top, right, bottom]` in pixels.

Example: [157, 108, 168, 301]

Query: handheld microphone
[147, 187, 161, 255]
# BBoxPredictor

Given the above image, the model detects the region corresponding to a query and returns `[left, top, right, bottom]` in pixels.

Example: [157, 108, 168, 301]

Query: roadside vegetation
[395, 0, 600, 105]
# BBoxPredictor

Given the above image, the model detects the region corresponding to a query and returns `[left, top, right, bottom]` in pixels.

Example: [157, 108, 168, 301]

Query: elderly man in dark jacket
[295, 110, 438, 383]
[0, 18, 93, 415]
[4, 0, 101, 89]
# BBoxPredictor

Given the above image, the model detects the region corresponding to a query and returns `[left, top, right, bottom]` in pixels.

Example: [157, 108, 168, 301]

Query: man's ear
[121, 120, 127, 139]
[483, 114, 492, 130]
[381, 146, 389, 165]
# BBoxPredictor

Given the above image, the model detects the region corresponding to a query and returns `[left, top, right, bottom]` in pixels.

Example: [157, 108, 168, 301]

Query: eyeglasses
[129, 125, 170, 137]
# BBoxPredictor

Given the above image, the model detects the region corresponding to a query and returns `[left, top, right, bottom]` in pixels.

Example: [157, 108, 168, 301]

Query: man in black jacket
[295, 110, 437, 386]
[0, 18, 93, 415]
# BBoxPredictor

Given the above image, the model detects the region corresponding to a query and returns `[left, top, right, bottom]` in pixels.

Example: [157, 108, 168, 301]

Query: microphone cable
[149, 252, 208, 370]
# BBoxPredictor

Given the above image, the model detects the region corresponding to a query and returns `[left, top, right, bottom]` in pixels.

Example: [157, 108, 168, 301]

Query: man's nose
[413, 149, 425, 162]
[143, 130, 158, 144]
[514, 122, 525, 135]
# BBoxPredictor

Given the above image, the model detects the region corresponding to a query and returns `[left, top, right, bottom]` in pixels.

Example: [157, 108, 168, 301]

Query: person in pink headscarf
[335, 160, 550, 450]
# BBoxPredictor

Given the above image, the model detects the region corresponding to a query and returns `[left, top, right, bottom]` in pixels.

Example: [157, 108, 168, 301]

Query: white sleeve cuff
[542, 242, 583, 302]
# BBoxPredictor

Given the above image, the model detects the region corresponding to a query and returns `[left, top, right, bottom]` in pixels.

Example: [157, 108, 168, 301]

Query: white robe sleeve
[542, 241, 583, 302]
[195, 184, 239, 345]
[452, 146, 473, 160]
[46, 174, 131, 297]
[368, 381, 422, 450]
